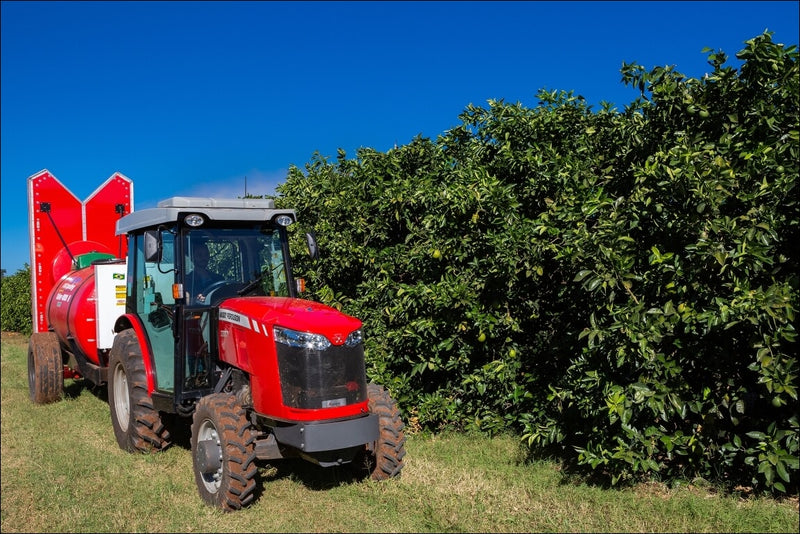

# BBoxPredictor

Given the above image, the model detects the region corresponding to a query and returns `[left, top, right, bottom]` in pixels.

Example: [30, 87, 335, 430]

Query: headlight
[344, 329, 363, 347]
[273, 326, 331, 350]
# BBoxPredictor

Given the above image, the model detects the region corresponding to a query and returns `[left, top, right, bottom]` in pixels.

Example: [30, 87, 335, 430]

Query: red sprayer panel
[84, 172, 133, 259]
[28, 171, 83, 334]
[28, 170, 134, 334]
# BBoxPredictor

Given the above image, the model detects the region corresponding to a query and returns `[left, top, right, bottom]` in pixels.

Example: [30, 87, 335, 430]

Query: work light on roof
[184, 214, 205, 227]
[275, 215, 293, 227]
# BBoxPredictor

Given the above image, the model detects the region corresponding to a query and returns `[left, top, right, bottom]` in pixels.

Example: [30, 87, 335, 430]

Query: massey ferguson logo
[332, 333, 344, 344]
[219, 309, 252, 329]
[219, 308, 270, 337]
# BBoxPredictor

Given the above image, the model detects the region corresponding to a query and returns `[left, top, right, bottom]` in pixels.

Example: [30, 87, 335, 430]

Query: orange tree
[277, 32, 797, 494]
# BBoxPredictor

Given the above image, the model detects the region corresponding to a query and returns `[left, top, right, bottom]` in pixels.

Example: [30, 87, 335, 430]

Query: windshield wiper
[237, 270, 266, 296]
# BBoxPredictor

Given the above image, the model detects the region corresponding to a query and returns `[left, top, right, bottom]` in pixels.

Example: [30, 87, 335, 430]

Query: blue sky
[2, 1, 798, 274]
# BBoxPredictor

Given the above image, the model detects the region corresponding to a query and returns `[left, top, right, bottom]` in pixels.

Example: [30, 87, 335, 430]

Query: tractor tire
[28, 332, 64, 404]
[191, 393, 258, 511]
[108, 329, 171, 453]
[352, 383, 406, 480]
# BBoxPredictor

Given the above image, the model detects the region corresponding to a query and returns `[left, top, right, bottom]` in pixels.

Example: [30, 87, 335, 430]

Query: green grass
[2, 332, 797, 533]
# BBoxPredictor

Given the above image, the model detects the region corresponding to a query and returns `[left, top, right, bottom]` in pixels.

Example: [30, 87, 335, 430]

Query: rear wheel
[108, 329, 171, 452]
[191, 393, 258, 511]
[351, 383, 407, 480]
[27, 332, 64, 404]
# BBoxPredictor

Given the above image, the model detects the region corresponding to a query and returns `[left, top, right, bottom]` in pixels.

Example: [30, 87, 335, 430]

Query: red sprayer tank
[46, 265, 101, 363]
[44, 253, 126, 365]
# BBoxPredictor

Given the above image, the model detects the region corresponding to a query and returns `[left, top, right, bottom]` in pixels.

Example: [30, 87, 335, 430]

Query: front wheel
[191, 393, 258, 511]
[351, 383, 407, 480]
[28, 332, 64, 404]
[108, 329, 171, 452]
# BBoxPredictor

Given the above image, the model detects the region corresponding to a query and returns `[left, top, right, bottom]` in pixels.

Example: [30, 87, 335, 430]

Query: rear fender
[113, 313, 157, 394]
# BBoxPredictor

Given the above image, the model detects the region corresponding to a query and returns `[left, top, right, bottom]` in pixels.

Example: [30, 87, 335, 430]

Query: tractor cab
[116, 197, 303, 413]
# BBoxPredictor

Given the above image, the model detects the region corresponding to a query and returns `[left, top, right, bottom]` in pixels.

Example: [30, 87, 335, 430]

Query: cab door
[177, 232, 243, 397]
[132, 229, 178, 392]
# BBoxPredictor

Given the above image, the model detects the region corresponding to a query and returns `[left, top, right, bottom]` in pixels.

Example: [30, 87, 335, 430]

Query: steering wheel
[201, 280, 251, 305]
[197, 280, 231, 304]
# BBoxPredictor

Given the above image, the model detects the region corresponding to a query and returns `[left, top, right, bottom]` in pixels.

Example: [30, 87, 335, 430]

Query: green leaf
[775, 461, 790, 483]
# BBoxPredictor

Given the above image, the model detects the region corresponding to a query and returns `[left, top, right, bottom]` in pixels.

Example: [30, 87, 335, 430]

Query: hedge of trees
[0, 265, 32, 336]
[276, 32, 798, 494]
[2, 32, 796, 495]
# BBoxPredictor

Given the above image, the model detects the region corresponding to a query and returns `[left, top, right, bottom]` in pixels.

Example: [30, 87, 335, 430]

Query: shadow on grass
[60, 377, 372, 497]
[260, 457, 368, 491]
[160, 412, 369, 498]
[63, 377, 107, 402]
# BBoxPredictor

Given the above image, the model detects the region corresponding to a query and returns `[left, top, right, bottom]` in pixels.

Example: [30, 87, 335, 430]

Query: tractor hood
[218, 297, 362, 345]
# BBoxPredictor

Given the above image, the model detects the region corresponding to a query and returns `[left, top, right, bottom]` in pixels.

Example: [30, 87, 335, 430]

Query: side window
[257, 230, 288, 296]
[145, 231, 175, 306]
[133, 230, 176, 316]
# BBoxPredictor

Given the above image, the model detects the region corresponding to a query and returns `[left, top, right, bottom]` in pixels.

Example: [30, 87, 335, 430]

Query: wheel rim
[112, 362, 130, 432]
[197, 419, 223, 494]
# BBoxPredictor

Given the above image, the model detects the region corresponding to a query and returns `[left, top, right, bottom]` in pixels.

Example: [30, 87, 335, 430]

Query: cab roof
[116, 196, 295, 234]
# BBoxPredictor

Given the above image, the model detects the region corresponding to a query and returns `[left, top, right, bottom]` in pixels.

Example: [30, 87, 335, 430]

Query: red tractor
[26, 170, 406, 510]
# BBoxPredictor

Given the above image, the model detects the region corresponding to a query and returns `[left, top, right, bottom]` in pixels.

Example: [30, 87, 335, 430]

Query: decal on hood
[220, 308, 270, 337]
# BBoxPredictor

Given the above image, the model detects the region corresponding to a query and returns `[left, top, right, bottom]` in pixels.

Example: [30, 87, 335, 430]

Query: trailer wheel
[352, 383, 407, 480]
[27, 332, 64, 404]
[191, 393, 258, 511]
[108, 329, 171, 453]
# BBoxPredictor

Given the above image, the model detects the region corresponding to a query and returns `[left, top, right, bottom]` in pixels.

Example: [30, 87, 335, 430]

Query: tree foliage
[1, 264, 33, 336]
[277, 32, 798, 493]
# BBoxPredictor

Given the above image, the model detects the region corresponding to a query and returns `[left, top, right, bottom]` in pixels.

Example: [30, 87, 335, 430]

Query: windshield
[182, 226, 290, 302]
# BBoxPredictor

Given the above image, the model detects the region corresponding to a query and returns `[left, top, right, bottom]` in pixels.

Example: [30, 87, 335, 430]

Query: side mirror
[144, 230, 162, 263]
[306, 231, 319, 261]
